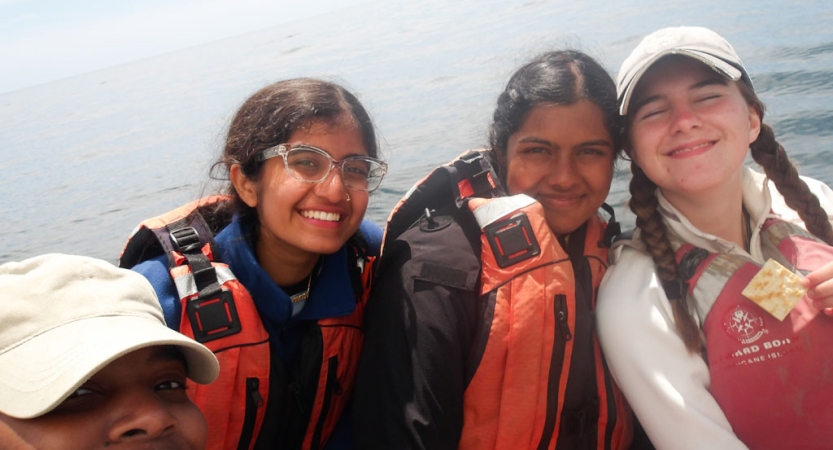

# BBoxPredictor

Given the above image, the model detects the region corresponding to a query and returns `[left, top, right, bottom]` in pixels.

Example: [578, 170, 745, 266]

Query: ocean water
[2, 0, 832, 263]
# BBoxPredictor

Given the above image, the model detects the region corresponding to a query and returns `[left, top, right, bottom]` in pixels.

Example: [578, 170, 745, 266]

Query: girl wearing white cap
[597, 26, 833, 449]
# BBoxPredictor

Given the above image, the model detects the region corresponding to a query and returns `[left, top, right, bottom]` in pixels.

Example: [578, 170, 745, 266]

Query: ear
[230, 164, 258, 208]
[747, 105, 762, 144]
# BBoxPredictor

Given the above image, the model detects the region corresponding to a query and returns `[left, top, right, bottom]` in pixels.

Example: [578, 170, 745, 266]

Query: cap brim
[0, 315, 219, 419]
[618, 49, 743, 115]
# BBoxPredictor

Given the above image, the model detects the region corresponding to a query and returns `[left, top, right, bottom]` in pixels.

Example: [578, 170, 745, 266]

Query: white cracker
[741, 258, 806, 321]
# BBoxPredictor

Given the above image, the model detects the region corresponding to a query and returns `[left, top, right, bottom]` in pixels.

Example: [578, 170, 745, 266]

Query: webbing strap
[168, 222, 241, 343]
[448, 151, 504, 207]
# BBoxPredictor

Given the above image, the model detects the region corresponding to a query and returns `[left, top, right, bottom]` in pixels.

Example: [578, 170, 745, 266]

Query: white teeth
[302, 210, 341, 222]
[672, 142, 709, 155]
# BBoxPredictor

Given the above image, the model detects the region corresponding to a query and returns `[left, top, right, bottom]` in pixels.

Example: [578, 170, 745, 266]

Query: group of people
[2, 25, 832, 450]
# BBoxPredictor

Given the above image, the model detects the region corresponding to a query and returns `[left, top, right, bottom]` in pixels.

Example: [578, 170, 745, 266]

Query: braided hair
[628, 66, 833, 353]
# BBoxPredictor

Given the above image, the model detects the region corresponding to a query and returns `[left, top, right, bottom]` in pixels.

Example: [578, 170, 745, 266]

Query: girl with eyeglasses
[123, 78, 387, 450]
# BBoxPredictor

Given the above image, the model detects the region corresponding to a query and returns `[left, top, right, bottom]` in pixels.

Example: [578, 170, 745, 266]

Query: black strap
[346, 230, 370, 298]
[169, 221, 241, 343]
[678, 247, 710, 281]
[447, 151, 506, 207]
[599, 203, 621, 248]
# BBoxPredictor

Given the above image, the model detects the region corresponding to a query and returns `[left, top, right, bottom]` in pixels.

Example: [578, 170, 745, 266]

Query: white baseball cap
[617, 26, 750, 115]
[0, 253, 220, 419]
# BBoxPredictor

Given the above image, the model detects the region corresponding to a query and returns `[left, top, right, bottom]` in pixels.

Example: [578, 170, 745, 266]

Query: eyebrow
[517, 136, 611, 148]
[631, 75, 730, 114]
[291, 143, 371, 160]
[517, 136, 553, 145]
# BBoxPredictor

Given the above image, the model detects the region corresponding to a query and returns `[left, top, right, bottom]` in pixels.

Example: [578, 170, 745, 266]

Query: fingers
[801, 261, 833, 310]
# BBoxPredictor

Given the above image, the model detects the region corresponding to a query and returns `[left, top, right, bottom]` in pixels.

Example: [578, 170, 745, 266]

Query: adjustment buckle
[186, 290, 241, 343]
[170, 227, 203, 253]
[484, 213, 540, 268]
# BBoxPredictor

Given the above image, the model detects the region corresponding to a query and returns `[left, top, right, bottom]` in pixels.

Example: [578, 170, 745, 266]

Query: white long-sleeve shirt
[596, 167, 833, 450]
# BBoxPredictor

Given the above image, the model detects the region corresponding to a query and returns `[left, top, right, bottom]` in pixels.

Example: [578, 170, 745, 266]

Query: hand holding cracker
[801, 259, 833, 316]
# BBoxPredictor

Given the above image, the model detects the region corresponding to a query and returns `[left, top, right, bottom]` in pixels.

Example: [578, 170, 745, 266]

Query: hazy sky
[0, 0, 369, 94]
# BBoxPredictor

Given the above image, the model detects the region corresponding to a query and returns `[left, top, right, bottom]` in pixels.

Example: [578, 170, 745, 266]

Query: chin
[546, 218, 585, 237]
[303, 239, 347, 255]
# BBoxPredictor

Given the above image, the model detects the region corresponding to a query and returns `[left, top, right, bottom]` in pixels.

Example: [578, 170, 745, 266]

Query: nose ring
[346, 193, 351, 202]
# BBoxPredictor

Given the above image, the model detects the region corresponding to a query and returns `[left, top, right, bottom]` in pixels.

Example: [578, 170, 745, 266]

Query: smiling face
[0, 346, 207, 449]
[627, 56, 761, 202]
[505, 100, 615, 236]
[236, 118, 369, 262]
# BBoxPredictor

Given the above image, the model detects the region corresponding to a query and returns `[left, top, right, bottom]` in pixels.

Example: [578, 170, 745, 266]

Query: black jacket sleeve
[353, 210, 482, 450]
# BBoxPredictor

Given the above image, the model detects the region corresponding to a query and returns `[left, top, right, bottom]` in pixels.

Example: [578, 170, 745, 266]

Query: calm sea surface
[2, 0, 832, 263]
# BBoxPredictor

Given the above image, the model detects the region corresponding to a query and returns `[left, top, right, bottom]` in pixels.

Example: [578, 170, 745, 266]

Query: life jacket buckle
[451, 151, 503, 206]
[170, 227, 203, 253]
[186, 289, 242, 343]
[484, 213, 541, 268]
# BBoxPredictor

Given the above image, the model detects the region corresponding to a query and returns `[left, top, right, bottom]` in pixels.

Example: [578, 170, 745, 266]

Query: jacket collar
[655, 166, 774, 258]
[214, 216, 357, 328]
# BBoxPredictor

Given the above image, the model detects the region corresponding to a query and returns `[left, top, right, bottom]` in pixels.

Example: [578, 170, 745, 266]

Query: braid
[630, 164, 702, 353]
[750, 124, 833, 245]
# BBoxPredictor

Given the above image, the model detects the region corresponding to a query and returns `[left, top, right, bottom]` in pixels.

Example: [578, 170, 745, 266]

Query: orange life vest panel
[459, 196, 630, 450]
[676, 218, 833, 449]
[120, 196, 374, 450]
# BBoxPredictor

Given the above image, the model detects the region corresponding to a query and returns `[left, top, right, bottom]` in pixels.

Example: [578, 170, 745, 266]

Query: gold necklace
[290, 274, 313, 303]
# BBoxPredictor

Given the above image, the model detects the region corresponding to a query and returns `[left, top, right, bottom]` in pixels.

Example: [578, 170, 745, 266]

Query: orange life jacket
[385, 150, 632, 450]
[460, 196, 630, 450]
[675, 218, 833, 449]
[120, 196, 375, 450]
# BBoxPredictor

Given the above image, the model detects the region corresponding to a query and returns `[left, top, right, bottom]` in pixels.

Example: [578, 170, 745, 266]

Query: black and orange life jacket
[119, 196, 375, 450]
[674, 218, 833, 449]
[384, 150, 632, 450]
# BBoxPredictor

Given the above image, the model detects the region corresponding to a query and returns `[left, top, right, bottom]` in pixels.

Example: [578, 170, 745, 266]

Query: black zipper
[536, 294, 572, 450]
[557, 294, 573, 341]
[310, 356, 341, 450]
[237, 377, 265, 450]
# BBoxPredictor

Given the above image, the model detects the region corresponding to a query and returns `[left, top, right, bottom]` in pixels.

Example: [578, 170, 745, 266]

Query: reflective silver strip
[471, 194, 536, 229]
[173, 266, 238, 299]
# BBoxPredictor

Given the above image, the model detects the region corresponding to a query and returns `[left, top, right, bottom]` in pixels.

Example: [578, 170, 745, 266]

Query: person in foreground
[354, 50, 636, 449]
[122, 79, 386, 449]
[0, 253, 219, 449]
[596, 26, 833, 450]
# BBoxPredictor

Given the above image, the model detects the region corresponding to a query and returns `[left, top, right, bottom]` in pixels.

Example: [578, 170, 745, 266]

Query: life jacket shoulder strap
[385, 149, 504, 247]
[118, 195, 232, 269]
[346, 228, 375, 299]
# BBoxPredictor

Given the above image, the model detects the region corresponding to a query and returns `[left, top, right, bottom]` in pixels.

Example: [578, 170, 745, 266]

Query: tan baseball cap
[0, 253, 219, 419]
[617, 26, 750, 115]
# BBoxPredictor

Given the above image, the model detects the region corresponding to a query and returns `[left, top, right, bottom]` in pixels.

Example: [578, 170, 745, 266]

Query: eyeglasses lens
[285, 148, 383, 191]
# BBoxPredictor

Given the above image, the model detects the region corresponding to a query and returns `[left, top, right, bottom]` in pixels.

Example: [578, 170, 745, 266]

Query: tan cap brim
[0, 315, 219, 419]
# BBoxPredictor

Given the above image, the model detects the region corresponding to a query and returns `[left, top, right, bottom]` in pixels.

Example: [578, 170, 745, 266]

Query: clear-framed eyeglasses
[256, 144, 388, 192]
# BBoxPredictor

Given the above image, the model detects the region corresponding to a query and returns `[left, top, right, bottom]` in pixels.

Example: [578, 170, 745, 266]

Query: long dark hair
[488, 50, 622, 182]
[210, 78, 378, 226]
[626, 60, 833, 353]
